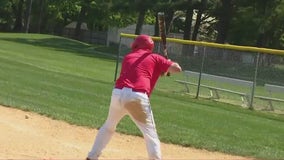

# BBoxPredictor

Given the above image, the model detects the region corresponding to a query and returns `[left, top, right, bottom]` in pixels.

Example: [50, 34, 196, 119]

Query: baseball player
[86, 34, 182, 160]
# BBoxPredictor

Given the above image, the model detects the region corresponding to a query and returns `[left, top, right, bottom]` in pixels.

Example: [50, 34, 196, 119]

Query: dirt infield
[0, 105, 254, 160]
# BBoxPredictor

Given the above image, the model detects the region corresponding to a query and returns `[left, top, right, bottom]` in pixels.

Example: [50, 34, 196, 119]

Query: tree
[0, 0, 283, 54]
[88, 0, 112, 31]
[110, 0, 137, 28]
[253, 0, 284, 66]
[24, 0, 33, 33]
[75, 0, 89, 40]
[183, 0, 193, 41]
[153, 0, 176, 36]
[134, 0, 147, 35]
[12, 0, 24, 32]
[215, 0, 234, 44]
[182, 0, 194, 56]
[225, 0, 284, 65]
[192, 0, 207, 41]
[37, 0, 45, 33]
[0, 0, 14, 31]
[134, 0, 156, 35]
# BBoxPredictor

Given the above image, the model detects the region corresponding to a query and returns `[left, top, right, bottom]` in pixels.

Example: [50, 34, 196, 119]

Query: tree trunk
[165, 10, 174, 34]
[192, 0, 207, 41]
[25, 0, 33, 33]
[191, 0, 207, 56]
[214, 0, 234, 60]
[75, 2, 88, 40]
[183, 7, 193, 40]
[135, 8, 146, 35]
[255, 0, 272, 67]
[182, 0, 194, 56]
[215, 0, 233, 44]
[154, 12, 159, 36]
[37, 0, 45, 33]
[13, 0, 24, 32]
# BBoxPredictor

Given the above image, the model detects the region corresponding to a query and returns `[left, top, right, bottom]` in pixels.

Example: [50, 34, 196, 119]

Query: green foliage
[280, 34, 284, 47]
[109, 12, 137, 28]
[144, 10, 156, 25]
[228, 0, 284, 48]
[0, 0, 284, 50]
[0, 0, 14, 31]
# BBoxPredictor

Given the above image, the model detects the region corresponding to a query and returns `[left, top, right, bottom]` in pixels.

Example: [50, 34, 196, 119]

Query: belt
[115, 87, 147, 94]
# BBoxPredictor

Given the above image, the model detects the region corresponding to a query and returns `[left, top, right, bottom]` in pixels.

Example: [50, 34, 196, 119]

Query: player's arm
[168, 62, 182, 74]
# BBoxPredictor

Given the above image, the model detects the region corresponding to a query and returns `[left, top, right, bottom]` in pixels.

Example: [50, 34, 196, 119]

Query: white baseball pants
[87, 87, 161, 160]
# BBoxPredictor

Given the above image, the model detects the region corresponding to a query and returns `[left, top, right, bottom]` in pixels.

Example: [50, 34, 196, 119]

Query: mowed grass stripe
[0, 56, 112, 126]
[152, 93, 283, 149]
[0, 33, 116, 82]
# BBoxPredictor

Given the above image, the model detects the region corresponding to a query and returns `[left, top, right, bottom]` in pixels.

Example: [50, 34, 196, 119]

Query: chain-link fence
[116, 33, 284, 113]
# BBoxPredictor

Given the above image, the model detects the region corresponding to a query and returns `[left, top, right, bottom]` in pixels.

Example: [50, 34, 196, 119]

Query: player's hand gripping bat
[158, 12, 170, 76]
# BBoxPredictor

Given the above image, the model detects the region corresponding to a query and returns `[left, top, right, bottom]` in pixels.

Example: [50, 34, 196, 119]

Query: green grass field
[0, 33, 284, 159]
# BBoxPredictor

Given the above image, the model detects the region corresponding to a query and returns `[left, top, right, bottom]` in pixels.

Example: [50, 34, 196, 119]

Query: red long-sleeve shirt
[115, 49, 173, 96]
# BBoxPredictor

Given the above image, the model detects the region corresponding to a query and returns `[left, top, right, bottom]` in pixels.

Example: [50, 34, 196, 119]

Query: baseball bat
[157, 12, 170, 76]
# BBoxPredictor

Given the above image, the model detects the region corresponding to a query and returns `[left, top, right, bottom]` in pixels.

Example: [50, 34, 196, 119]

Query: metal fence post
[196, 46, 206, 99]
[249, 52, 260, 109]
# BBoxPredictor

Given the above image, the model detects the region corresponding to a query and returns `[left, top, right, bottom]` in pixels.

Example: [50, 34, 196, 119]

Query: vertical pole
[114, 36, 122, 82]
[196, 46, 206, 99]
[249, 52, 260, 110]
[25, 0, 33, 33]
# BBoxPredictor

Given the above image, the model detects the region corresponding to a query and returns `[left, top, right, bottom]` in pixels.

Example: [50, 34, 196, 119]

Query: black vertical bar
[249, 52, 260, 110]
[196, 46, 206, 99]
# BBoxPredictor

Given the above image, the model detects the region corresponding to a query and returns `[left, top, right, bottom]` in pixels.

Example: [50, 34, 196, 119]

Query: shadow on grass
[0, 36, 117, 61]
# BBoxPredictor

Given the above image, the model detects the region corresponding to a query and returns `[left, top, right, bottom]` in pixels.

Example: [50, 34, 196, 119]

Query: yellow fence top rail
[120, 33, 284, 56]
